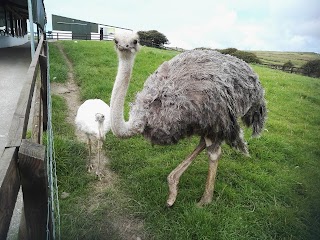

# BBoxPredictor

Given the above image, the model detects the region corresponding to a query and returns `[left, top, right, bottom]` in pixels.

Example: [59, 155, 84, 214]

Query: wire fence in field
[46, 43, 61, 240]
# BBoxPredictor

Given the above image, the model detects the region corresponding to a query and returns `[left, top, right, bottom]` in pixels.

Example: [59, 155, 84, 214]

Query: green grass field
[49, 40, 320, 239]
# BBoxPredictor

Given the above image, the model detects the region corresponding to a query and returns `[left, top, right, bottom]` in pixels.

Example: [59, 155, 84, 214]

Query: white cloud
[166, 4, 239, 49]
[190, 0, 320, 52]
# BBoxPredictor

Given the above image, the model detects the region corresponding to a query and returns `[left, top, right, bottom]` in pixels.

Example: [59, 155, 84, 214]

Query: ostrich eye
[114, 39, 118, 44]
[133, 39, 138, 44]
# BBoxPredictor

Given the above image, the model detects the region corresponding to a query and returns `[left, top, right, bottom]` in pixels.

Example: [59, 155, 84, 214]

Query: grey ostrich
[110, 32, 267, 207]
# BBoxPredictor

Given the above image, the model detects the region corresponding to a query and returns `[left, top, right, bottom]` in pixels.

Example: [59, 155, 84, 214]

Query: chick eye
[133, 39, 138, 44]
[114, 39, 118, 44]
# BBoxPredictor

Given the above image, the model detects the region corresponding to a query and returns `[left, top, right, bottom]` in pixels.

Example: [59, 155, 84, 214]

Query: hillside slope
[50, 40, 320, 240]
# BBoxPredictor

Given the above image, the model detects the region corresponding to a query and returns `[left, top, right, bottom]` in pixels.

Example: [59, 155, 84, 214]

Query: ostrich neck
[110, 53, 136, 138]
[97, 121, 104, 140]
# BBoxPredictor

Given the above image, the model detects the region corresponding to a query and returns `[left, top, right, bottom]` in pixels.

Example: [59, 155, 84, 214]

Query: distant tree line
[193, 47, 261, 64]
[214, 48, 319, 78]
[136, 30, 320, 78]
[281, 60, 320, 78]
[217, 48, 261, 64]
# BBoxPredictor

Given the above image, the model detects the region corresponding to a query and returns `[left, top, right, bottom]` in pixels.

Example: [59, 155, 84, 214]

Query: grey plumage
[111, 33, 267, 206]
[130, 49, 267, 154]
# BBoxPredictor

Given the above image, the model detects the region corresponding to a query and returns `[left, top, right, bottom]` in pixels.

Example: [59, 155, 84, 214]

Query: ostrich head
[114, 32, 140, 58]
[95, 113, 105, 123]
[95, 113, 106, 140]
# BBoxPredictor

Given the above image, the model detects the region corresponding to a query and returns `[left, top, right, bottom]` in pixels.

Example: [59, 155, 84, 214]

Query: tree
[217, 48, 261, 63]
[137, 30, 169, 48]
[282, 60, 294, 72]
[231, 51, 261, 64]
[218, 48, 261, 64]
[283, 60, 294, 69]
[218, 48, 238, 55]
[302, 59, 320, 78]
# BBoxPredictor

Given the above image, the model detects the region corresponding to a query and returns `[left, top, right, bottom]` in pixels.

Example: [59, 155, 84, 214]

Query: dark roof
[0, 0, 46, 29]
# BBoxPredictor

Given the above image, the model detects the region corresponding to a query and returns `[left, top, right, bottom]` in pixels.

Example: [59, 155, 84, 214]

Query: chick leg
[95, 139, 104, 180]
[87, 136, 94, 172]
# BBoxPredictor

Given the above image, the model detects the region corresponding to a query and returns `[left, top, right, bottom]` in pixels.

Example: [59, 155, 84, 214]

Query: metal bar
[27, 0, 35, 57]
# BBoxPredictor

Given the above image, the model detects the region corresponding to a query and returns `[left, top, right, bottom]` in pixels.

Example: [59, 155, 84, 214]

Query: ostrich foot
[166, 185, 178, 207]
[196, 195, 213, 207]
[87, 164, 94, 172]
[95, 170, 104, 181]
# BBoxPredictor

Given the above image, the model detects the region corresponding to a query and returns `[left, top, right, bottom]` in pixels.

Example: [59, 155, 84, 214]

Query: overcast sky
[44, 0, 320, 53]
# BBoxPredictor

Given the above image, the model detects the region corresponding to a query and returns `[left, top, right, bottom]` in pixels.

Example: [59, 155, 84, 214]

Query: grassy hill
[49, 40, 320, 240]
[250, 50, 320, 68]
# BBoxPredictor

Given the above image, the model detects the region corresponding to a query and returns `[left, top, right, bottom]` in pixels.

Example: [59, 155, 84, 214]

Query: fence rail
[46, 31, 185, 53]
[0, 34, 52, 239]
[46, 31, 114, 41]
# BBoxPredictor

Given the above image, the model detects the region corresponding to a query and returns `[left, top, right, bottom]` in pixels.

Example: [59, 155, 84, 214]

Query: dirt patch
[51, 43, 84, 141]
[51, 42, 148, 240]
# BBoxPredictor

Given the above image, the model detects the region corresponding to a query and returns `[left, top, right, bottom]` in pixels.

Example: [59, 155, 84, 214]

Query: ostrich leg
[197, 138, 222, 206]
[166, 139, 206, 207]
[87, 137, 93, 172]
[96, 139, 104, 180]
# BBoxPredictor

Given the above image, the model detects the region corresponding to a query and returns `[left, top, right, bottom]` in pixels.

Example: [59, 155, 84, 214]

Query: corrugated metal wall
[32, 0, 46, 29]
[52, 14, 98, 40]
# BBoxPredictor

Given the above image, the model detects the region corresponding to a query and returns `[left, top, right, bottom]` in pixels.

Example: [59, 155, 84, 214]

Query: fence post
[18, 139, 47, 240]
[0, 147, 20, 240]
[43, 35, 48, 56]
[100, 28, 103, 41]
[39, 54, 48, 131]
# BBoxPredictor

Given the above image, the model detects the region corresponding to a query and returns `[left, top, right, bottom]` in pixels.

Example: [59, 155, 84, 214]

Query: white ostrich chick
[75, 99, 110, 179]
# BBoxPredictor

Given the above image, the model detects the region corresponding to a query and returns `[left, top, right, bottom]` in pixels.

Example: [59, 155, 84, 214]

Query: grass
[49, 43, 68, 83]
[49, 40, 320, 239]
[250, 51, 320, 68]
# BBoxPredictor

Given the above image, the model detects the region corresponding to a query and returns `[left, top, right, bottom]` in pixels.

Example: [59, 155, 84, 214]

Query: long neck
[110, 53, 136, 138]
[97, 121, 104, 140]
